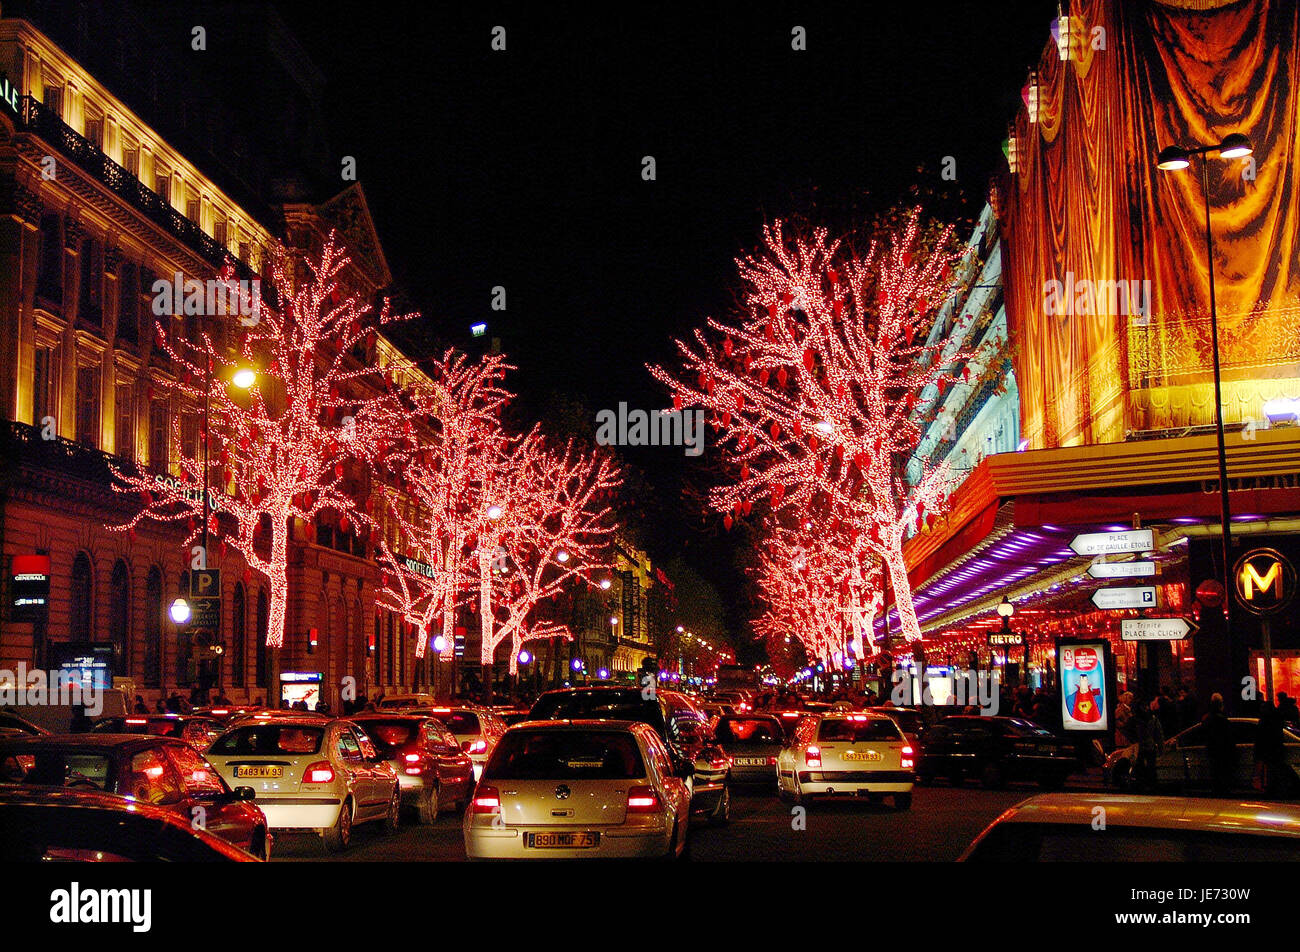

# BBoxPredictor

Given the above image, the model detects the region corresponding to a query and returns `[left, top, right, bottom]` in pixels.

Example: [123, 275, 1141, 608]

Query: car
[777, 712, 916, 809]
[0, 787, 261, 862]
[1102, 717, 1300, 793]
[231, 707, 331, 723]
[918, 715, 1077, 790]
[868, 706, 925, 749]
[713, 691, 753, 712]
[90, 714, 223, 750]
[193, 705, 261, 725]
[496, 708, 534, 727]
[713, 714, 785, 785]
[204, 716, 400, 853]
[416, 706, 508, 781]
[959, 793, 1300, 861]
[529, 686, 729, 824]
[348, 712, 475, 822]
[771, 708, 809, 741]
[0, 710, 50, 736]
[463, 720, 691, 860]
[0, 733, 270, 859]
[378, 693, 440, 710]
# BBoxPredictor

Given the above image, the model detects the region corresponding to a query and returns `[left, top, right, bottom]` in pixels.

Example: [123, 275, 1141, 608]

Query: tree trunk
[266, 523, 289, 648]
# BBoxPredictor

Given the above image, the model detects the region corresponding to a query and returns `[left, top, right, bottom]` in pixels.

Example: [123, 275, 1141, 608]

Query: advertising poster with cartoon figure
[1059, 642, 1109, 732]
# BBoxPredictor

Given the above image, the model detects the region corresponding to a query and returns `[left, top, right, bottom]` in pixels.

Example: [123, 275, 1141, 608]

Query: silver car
[463, 720, 692, 860]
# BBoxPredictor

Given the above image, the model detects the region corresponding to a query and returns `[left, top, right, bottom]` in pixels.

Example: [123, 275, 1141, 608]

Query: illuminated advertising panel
[1057, 639, 1112, 733]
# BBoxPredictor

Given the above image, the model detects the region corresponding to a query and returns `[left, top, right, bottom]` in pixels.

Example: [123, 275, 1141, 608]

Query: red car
[349, 713, 476, 822]
[0, 734, 271, 859]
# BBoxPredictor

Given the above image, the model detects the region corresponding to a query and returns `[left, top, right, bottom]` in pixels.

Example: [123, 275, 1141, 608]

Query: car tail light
[805, 746, 821, 768]
[901, 745, 915, 769]
[303, 762, 335, 784]
[211, 709, 229, 716]
[463, 739, 487, 755]
[404, 752, 421, 763]
[767, 756, 778, 765]
[472, 786, 500, 813]
[626, 786, 661, 812]
[126, 718, 148, 725]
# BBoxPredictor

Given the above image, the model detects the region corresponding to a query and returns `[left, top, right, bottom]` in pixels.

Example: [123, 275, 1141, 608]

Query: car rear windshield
[429, 711, 480, 735]
[209, 725, 325, 755]
[483, 730, 645, 780]
[530, 693, 662, 729]
[0, 750, 114, 789]
[716, 718, 784, 745]
[354, 720, 419, 752]
[817, 719, 902, 742]
[878, 710, 921, 732]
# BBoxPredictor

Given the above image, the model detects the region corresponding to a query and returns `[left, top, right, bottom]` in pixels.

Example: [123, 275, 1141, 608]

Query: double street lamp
[1156, 132, 1253, 640]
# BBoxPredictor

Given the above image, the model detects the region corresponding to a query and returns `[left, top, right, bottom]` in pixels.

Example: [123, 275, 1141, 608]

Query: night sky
[279, 1, 1054, 632]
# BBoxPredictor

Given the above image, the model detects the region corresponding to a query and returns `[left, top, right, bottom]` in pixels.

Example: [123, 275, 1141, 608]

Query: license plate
[844, 750, 883, 762]
[527, 831, 599, 849]
[234, 765, 284, 779]
[734, 757, 769, 766]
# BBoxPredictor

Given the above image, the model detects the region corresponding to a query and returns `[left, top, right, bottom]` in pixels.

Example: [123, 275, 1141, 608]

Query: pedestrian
[1277, 691, 1299, 728]
[1114, 692, 1135, 748]
[154, 698, 168, 714]
[1132, 698, 1164, 791]
[1253, 698, 1287, 797]
[133, 694, 148, 715]
[1202, 693, 1236, 796]
[1156, 688, 1179, 739]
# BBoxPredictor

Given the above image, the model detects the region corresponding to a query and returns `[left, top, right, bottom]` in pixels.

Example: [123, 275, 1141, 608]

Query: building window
[70, 552, 93, 643]
[386, 614, 395, 686]
[114, 383, 134, 460]
[122, 145, 140, 178]
[232, 583, 246, 688]
[43, 84, 63, 117]
[75, 364, 100, 448]
[213, 218, 227, 247]
[109, 560, 129, 676]
[148, 398, 170, 473]
[84, 115, 104, 150]
[155, 169, 170, 204]
[37, 215, 63, 304]
[117, 261, 138, 344]
[255, 590, 269, 689]
[144, 567, 162, 687]
[32, 344, 59, 431]
[180, 412, 199, 465]
[79, 236, 103, 326]
[185, 196, 200, 223]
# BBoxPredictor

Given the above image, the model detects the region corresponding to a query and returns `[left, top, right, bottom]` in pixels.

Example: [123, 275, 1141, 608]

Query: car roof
[0, 786, 258, 860]
[505, 719, 642, 732]
[0, 733, 187, 751]
[988, 794, 1300, 837]
[225, 717, 331, 729]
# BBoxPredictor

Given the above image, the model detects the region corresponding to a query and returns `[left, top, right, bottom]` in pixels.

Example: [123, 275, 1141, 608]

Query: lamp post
[1156, 133, 1253, 643]
[997, 596, 1019, 686]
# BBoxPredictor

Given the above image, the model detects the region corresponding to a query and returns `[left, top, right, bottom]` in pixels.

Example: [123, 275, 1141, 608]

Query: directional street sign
[1121, 617, 1195, 641]
[1090, 586, 1157, 610]
[1087, 560, 1156, 580]
[1069, 529, 1154, 557]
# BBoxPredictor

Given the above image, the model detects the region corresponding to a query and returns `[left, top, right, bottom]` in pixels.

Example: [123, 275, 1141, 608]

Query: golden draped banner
[1000, 0, 1300, 448]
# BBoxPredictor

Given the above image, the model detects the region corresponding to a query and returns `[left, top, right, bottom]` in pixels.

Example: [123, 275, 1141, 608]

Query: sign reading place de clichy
[1120, 617, 1195, 642]
[1069, 529, 1155, 557]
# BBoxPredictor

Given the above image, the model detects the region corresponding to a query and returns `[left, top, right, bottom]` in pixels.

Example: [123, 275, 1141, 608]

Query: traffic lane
[689, 784, 1029, 861]
[271, 813, 469, 862]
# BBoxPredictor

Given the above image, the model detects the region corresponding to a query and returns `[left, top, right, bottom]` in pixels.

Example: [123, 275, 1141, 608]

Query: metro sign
[1068, 529, 1154, 557]
[1233, 548, 1295, 616]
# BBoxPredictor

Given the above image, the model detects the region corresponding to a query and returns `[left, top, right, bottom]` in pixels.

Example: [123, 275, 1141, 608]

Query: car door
[164, 740, 254, 848]
[428, 722, 471, 797]
[335, 727, 374, 818]
[117, 744, 188, 820]
[354, 727, 394, 816]
[643, 730, 687, 824]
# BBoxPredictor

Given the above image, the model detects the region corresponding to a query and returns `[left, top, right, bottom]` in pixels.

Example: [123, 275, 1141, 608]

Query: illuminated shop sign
[10, 554, 51, 622]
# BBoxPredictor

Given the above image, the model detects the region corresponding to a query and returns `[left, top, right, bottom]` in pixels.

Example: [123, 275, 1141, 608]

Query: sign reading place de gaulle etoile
[1068, 528, 1154, 557]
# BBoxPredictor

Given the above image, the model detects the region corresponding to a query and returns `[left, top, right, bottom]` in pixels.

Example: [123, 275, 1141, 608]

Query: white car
[777, 712, 915, 809]
[205, 717, 401, 852]
[463, 720, 691, 860]
[422, 706, 507, 781]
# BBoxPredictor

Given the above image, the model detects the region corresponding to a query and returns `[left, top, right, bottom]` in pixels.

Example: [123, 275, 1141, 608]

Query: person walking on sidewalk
[1202, 693, 1236, 796]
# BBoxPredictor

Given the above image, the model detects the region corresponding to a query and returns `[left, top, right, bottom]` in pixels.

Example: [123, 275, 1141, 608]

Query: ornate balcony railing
[2, 419, 140, 489]
[18, 96, 277, 307]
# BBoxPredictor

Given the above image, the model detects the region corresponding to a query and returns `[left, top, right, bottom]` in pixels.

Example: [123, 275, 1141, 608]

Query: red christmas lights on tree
[111, 234, 412, 648]
[651, 214, 988, 643]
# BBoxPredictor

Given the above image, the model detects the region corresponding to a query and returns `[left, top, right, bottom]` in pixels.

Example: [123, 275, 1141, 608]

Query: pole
[1199, 154, 1235, 640]
[1262, 617, 1275, 703]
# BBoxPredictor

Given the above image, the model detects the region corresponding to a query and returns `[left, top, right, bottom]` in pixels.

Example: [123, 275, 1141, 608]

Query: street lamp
[599, 578, 612, 590]
[1156, 132, 1253, 641]
[997, 596, 1022, 682]
[169, 597, 192, 625]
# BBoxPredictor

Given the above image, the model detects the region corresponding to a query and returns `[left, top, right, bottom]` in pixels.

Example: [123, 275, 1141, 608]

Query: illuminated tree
[111, 234, 411, 648]
[473, 432, 621, 680]
[372, 349, 514, 659]
[651, 214, 988, 642]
